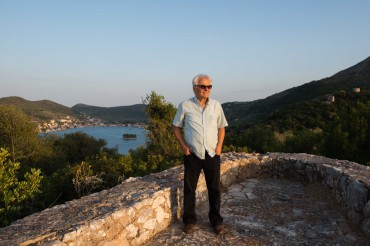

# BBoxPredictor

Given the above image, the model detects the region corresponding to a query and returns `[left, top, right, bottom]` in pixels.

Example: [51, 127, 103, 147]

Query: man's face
[193, 77, 212, 100]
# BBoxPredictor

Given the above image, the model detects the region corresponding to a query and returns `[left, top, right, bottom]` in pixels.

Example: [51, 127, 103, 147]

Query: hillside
[0, 96, 77, 121]
[72, 103, 147, 123]
[223, 56, 370, 125]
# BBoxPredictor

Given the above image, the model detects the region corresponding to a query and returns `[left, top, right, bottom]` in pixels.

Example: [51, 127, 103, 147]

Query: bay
[49, 126, 147, 154]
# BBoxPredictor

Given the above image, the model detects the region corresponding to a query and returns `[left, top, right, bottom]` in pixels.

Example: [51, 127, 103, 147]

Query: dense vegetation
[71, 103, 147, 123]
[225, 90, 370, 165]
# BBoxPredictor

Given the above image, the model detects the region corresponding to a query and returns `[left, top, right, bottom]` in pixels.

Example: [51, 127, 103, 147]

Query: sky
[1, 1, 370, 107]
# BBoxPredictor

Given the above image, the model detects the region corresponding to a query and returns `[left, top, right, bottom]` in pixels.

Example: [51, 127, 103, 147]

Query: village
[37, 113, 146, 133]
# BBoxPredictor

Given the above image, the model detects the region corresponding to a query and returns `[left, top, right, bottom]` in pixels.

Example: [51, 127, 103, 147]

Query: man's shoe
[183, 224, 195, 234]
[213, 224, 225, 235]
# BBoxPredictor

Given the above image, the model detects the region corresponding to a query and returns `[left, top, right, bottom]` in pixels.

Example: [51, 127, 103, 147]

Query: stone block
[89, 219, 105, 231]
[220, 162, 239, 187]
[363, 200, 370, 218]
[101, 234, 129, 246]
[346, 181, 369, 212]
[125, 224, 138, 238]
[328, 166, 343, 180]
[156, 206, 166, 224]
[294, 160, 305, 170]
[362, 218, 370, 238]
[134, 230, 151, 245]
[44, 240, 67, 246]
[137, 208, 153, 224]
[62, 230, 77, 243]
[127, 207, 135, 217]
[143, 218, 157, 230]
[111, 210, 129, 222]
[324, 174, 334, 188]
[347, 209, 364, 224]
[339, 175, 348, 193]
[152, 195, 166, 207]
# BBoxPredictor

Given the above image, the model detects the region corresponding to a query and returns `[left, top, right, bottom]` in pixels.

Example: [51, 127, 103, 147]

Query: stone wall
[0, 153, 369, 245]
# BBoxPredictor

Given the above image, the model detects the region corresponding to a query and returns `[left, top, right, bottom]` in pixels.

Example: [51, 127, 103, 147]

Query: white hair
[192, 74, 212, 86]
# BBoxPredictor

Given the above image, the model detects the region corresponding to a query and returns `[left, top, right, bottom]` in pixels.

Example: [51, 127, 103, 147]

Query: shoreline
[40, 123, 147, 134]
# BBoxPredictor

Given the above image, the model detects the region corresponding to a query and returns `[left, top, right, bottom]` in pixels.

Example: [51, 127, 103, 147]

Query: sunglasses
[195, 85, 213, 90]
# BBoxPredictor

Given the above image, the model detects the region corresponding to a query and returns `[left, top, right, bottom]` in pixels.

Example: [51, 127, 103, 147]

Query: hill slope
[71, 103, 147, 123]
[223, 56, 370, 125]
[0, 96, 77, 121]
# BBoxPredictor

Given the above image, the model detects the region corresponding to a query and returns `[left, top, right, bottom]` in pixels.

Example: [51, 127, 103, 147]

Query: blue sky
[1, 1, 370, 107]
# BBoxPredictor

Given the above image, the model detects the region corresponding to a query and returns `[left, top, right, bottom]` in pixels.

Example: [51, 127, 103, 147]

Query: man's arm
[215, 127, 225, 155]
[172, 125, 191, 155]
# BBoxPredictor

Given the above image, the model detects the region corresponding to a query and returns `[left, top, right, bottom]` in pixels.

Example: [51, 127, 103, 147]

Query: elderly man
[172, 74, 228, 235]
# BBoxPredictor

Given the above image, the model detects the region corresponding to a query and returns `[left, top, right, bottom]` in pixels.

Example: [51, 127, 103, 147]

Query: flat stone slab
[145, 178, 368, 245]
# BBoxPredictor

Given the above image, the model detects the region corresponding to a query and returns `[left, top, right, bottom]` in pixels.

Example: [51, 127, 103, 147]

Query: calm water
[49, 126, 147, 154]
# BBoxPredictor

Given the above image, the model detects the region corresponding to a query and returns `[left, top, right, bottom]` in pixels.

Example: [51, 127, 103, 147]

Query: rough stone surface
[347, 181, 369, 212]
[145, 179, 369, 245]
[362, 218, 370, 238]
[364, 201, 370, 218]
[0, 152, 369, 245]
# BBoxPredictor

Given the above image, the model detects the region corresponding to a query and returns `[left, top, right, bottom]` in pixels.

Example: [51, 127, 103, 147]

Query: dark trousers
[183, 152, 223, 226]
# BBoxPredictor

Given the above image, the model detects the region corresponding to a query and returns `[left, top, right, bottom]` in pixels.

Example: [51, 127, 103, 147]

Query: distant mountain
[223, 56, 370, 125]
[71, 103, 147, 123]
[0, 96, 77, 121]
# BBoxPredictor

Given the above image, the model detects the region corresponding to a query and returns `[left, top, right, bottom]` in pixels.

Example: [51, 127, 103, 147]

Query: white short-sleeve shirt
[172, 97, 228, 159]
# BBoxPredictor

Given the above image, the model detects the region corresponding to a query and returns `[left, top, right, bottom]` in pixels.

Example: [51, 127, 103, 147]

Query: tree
[142, 91, 182, 171]
[241, 125, 281, 153]
[53, 131, 107, 164]
[0, 148, 42, 226]
[284, 128, 323, 154]
[0, 105, 41, 162]
[323, 103, 369, 164]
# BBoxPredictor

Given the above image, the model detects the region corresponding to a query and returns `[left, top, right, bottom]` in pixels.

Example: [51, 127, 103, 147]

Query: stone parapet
[0, 153, 369, 245]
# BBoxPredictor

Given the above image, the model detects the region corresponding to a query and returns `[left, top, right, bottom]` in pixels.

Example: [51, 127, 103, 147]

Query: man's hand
[182, 145, 191, 156]
[215, 144, 222, 156]
[172, 125, 191, 156]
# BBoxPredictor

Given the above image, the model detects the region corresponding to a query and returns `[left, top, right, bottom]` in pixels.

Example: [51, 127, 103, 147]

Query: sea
[48, 126, 147, 154]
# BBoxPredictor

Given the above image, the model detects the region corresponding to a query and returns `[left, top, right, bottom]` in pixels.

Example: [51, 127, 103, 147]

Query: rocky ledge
[0, 153, 369, 245]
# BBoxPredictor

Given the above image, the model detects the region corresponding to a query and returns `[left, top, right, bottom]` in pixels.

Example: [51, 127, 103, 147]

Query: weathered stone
[127, 207, 135, 217]
[277, 193, 291, 201]
[134, 230, 151, 245]
[44, 240, 67, 246]
[143, 218, 157, 230]
[362, 218, 370, 238]
[62, 230, 77, 243]
[125, 224, 138, 238]
[346, 181, 369, 212]
[152, 195, 166, 207]
[89, 218, 105, 231]
[137, 208, 153, 224]
[294, 160, 305, 170]
[347, 209, 364, 224]
[339, 175, 348, 193]
[155, 206, 166, 224]
[363, 200, 370, 218]
[102, 234, 130, 246]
